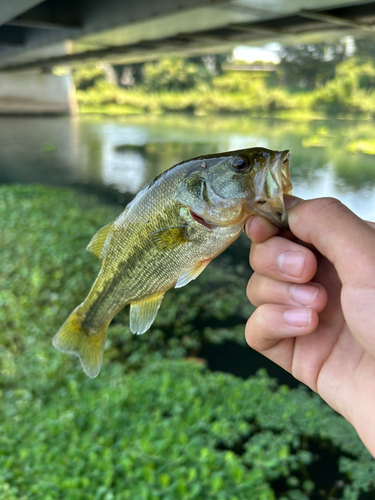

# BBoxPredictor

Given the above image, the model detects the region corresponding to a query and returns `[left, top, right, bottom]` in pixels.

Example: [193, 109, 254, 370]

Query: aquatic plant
[0, 185, 374, 499]
[1, 356, 374, 499]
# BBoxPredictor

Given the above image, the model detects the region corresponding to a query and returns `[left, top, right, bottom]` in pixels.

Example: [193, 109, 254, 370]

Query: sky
[232, 43, 281, 63]
[233, 36, 355, 63]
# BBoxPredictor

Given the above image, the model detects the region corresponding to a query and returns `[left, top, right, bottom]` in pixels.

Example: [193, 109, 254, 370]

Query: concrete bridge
[1, 0, 375, 113]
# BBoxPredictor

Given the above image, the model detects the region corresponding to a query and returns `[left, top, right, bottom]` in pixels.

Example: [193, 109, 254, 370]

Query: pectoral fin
[175, 259, 211, 288]
[150, 226, 189, 251]
[87, 222, 114, 259]
[130, 294, 164, 335]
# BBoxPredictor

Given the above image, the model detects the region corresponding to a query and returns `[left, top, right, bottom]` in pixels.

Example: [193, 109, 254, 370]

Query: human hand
[245, 196, 375, 457]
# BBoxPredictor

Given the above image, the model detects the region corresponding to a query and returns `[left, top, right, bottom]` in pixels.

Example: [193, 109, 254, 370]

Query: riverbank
[79, 102, 325, 121]
[76, 86, 375, 126]
[75, 58, 375, 123]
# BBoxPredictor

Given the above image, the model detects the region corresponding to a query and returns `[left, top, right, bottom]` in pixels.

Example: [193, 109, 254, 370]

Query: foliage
[310, 58, 375, 115]
[278, 42, 346, 90]
[73, 64, 106, 90]
[142, 57, 211, 92]
[211, 71, 265, 93]
[312, 78, 352, 115]
[77, 82, 296, 116]
[75, 57, 297, 115]
[1, 354, 374, 500]
[74, 50, 375, 119]
[1, 184, 374, 499]
[353, 36, 375, 62]
[188, 54, 229, 76]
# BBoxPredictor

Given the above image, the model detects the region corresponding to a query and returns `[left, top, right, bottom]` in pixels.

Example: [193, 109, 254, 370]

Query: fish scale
[53, 147, 292, 378]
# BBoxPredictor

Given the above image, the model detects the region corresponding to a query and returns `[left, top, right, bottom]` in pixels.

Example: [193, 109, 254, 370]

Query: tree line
[73, 37, 375, 117]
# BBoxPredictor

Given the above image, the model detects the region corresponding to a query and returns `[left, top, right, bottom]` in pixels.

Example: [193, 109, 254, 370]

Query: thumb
[286, 197, 375, 287]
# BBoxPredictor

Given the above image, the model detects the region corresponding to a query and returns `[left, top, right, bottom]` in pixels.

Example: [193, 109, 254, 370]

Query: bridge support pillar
[0, 69, 77, 115]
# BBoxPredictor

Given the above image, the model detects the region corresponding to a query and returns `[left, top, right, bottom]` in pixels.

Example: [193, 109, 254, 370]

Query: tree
[353, 36, 375, 61]
[142, 56, 211, 92]
[187, 54, 230, 76]
[112, 63, 145, 87]
[72, 63, 106, 90]
[278, 42, 346, 90]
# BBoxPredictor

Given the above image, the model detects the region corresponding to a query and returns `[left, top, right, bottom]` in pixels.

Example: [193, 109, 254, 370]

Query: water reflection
[0, 114, 374, 220]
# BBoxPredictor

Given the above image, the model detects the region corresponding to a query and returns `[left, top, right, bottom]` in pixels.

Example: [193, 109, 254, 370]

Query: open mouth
[189, 210, 217, 230]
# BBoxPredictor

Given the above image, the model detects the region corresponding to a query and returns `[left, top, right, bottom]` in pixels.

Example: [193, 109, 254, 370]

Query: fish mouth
[189, 210, 218, 230]
[250, 149, 291, 229]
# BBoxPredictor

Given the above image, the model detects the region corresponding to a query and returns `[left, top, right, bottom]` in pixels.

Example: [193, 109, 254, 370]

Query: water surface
[0, 114, 374, 220]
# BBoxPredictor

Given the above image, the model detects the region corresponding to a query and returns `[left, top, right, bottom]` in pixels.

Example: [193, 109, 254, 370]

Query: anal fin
[130, 294, 164, 335]
[87, 222, 114, 259]
[175, 259, 211, 289]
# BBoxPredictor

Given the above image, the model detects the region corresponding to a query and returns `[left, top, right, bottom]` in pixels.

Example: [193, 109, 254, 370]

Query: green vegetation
[73, 43, 375, 120]
[1, 184, 375, 499]
[142, 57, 212, 92]
[75, 64, 302, 117]
[278, 42, 345, 91]
[346, 139, 375, 155]
[2, 358, 375, 500]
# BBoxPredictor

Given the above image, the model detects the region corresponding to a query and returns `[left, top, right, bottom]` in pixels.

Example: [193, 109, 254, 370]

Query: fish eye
[231, 156, 250, 172]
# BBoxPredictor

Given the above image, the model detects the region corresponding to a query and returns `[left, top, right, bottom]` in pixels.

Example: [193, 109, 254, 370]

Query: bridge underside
[0, 0, 375, 70]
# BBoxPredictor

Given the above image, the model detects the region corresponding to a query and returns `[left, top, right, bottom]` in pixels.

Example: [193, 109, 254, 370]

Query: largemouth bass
[53, 147, 292, 377]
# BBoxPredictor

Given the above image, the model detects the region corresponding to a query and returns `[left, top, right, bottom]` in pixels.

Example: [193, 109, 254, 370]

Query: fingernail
[284, 308, 312, 327]
[284, 195, 303, 210]
[290, 284, 319, 307]
[278, 250, 306, 278]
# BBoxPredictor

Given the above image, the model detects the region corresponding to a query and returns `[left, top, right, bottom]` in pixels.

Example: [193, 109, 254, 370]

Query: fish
[53, 147, 292, 378]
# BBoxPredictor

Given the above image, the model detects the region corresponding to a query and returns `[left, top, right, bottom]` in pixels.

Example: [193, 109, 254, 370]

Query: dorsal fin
[87, 222, 114, 259]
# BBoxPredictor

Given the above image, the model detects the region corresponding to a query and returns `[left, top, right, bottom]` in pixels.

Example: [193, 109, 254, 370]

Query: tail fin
[53, 306, 107, 378]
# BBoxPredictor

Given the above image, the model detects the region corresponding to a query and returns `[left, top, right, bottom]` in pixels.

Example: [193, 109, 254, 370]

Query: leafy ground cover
[0, 184, 374, 499]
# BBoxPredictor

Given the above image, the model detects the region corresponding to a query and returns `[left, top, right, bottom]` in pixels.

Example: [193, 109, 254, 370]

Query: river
[0, 113, 374, 220]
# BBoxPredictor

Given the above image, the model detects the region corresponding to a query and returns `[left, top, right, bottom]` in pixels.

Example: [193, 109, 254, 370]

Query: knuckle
[247, 305, 266, 331]
[250, 241, 274, 274]
[245, 314, 258, 349]
[245, 305, 270, 351]
[246, 273, 260, 305]
[249, 243, 259, 269]
[305, 197, 346, 221]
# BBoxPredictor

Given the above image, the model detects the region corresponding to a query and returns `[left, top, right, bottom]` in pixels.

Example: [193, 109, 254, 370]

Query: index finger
[288, 198, 375, 288]
[245, 195, 303, 244]
[245, 216, 281, 244]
